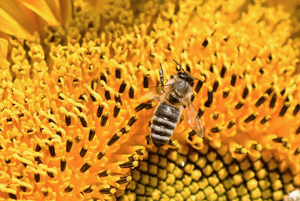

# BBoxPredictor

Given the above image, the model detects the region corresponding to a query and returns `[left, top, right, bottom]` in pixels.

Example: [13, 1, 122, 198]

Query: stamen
[129, 86, 134, 99]
[83, 186, 94, 193]
[61, 158, 66, 171]
[66, 138, 73, 153]
[98, 169, 109, 177]
[116, 176, 131, 184]
[294, 148, 300, 155]
[35, 144, 42, 152]
[195, 78, 204, 93]
[234, 148, 248, 154]
[223, 87, 230, 99]
[227, 120, 236, 129]
[105, 90, 111, 100]
[264, 86, 274, 95]
[113, 103, 121, 118]
[97, 104, 104, 118]
[135, 103, 148, 112]
[97, 150, 106, 160]
[202, 38, 208, 47]
[119, 81, 127, 93]
[80, 145, 88, 157]
[64, 185, 74, 193]
[244, 113, 258, 123]
[9, 193, 17, 199]
[251, 143, 262, 151]
[99, 187, 115, 194]
[235, 100, 245, 110]
[34, 173, 40, 182]
[255, 94, 268, 107]
[80, 161, 92, 173]
[116, 68, 121, 79]
[269, 93, 277, 108]
[211, 126, 223, 133]
[230, 74, 237, 86]
[213, 112, 219, 120]
[197, 106, 205, 118]
[220, 65, 227, 78]
[204, 87, 213, 107]
[143, 75, 149, 88]
[49, 145, 56, 157]
[279, 102, 290, 116]
[293, 103, 300, 116]
[100, 112, 109, 127]
[114, 93, 122, 105]
[260, 115, 271, 124]
[90, 94, 96, 102]
[47, 171, 54, 178]
[79, 116, 87, 127]
[107, 132, 122, 146]
[100, 73, 107, 84]
[127, 115, 138, 126]
[88, 128, 96, 141]
[119, 160, 138, 168]
[65, 115, 71, 126]
[213, 80, 219, 92]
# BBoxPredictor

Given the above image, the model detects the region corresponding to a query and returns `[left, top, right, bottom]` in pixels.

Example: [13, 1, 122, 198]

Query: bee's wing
[135, 83, 174, 112]
[185, 99, 204, 137]
[139, 82, 174, 102]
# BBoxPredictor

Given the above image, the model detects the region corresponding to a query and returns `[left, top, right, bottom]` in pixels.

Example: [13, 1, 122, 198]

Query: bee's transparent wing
[138, 82, 174, 102]
[186, 99, 204, 137]
[135, 83, 174, 112]
[139, 86, 164, 102]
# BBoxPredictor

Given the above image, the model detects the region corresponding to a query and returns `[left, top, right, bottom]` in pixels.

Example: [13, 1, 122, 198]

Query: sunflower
[0, 0, 300, 200]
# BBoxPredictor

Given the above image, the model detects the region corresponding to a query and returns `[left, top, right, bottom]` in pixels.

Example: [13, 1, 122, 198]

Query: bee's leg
[148, 120, 152, 129]
[168, 138, 179, 148]
[159, 64, 165, 86]
[147, 120, 152, 138]
[179, 114, 184, 124]
[146, 135, 151, 145]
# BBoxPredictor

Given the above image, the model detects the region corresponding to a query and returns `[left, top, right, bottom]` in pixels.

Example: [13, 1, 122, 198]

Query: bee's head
[177, 72, 195, 87]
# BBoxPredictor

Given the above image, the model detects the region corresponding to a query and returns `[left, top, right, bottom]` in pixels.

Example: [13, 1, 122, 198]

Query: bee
[287, 189, 300, 201]
[135, 60, 204, 148]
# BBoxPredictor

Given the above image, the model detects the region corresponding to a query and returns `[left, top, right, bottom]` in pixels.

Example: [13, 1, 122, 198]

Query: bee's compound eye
[177, 72, 183, 77]
[178, 72, 187, 79]
[189, 81, 194, 86]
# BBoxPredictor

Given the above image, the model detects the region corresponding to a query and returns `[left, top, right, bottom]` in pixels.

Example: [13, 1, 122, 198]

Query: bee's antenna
[173, 59, 203, 81]
[173, 59, 185, 72]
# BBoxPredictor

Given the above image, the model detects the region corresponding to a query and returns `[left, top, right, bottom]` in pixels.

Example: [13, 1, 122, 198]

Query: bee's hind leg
[146, 121, 153, 146]
[146, 135, 152, 145]
[179, 114, 184, 124]
[168, 138, 179, 149]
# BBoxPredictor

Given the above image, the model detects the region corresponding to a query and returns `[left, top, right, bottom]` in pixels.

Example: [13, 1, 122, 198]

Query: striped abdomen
[150, 102, 181, 148]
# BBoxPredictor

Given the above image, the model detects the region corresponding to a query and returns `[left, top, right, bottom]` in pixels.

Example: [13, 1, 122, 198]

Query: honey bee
[287, 189, 300, 201]
[135, 60, 204, 148]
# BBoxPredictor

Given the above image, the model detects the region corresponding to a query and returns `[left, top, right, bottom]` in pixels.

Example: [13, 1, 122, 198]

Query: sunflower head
[0, 0, 300, 200]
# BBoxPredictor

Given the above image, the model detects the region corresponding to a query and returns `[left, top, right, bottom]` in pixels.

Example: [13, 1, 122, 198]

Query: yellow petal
[0, 6, 33, 39]
[0, 38, 8, 58]
[20, 0, 58, 26]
